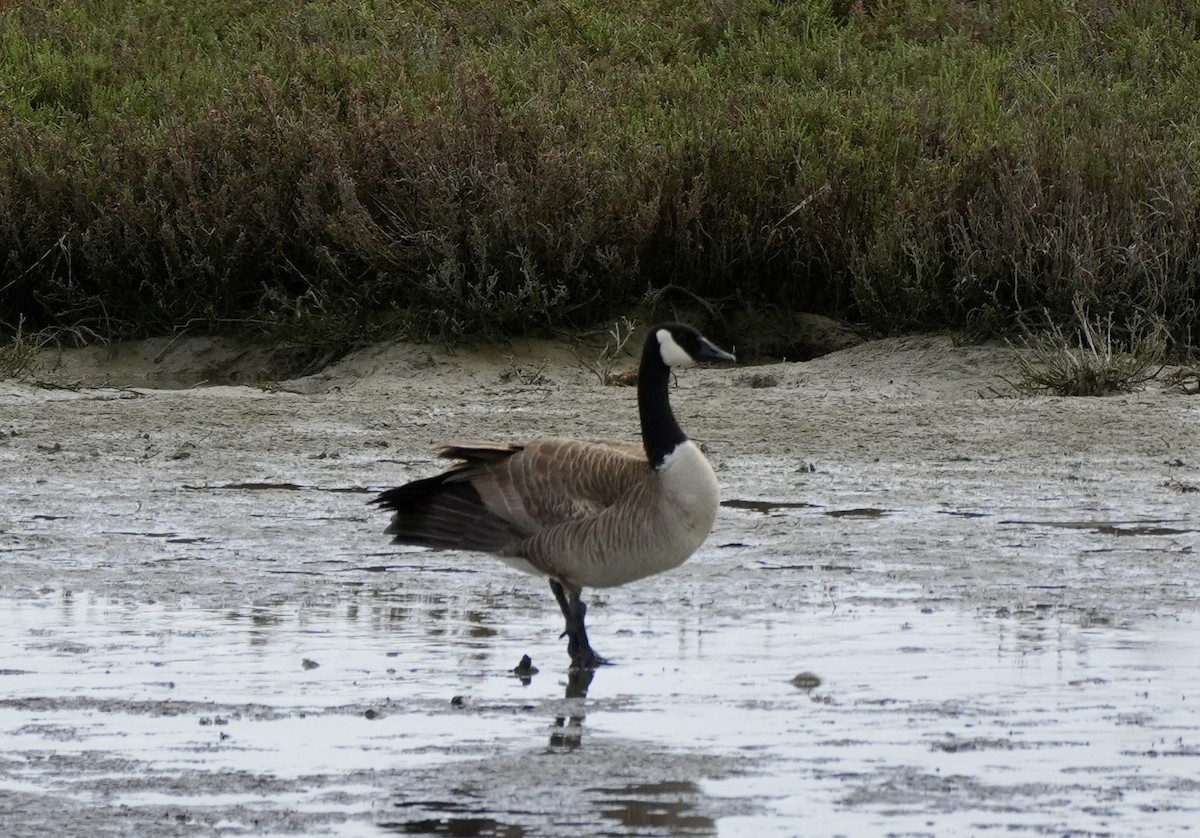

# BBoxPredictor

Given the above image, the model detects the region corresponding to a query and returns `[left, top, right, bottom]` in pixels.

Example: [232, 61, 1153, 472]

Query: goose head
[637, 322, 736, 468]
[652, 323, 737, 369]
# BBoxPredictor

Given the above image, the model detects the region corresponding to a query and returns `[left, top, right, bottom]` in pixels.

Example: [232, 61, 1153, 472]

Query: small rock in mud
[511, 654, 539, 681]
[607, 368, 639, 386]
[791, 672, 822, 690]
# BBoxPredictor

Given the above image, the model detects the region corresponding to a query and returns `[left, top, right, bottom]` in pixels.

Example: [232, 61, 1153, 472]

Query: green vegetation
[2, 0, 1199, 353]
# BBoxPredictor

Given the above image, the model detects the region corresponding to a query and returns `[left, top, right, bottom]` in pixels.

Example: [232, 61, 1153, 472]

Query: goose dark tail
[371, 474, 523, 553]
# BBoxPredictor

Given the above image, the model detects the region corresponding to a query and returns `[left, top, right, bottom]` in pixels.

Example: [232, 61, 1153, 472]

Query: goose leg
[549, 578, 572, 623]
[548, 579, 608, 669]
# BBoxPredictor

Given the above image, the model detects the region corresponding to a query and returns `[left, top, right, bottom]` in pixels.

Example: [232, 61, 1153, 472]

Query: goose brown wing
[462, 438, 650, 533]
[374, 438, 648, 555]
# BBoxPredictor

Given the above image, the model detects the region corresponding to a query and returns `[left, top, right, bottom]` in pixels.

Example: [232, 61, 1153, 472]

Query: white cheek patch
[657, 329, 696, 368]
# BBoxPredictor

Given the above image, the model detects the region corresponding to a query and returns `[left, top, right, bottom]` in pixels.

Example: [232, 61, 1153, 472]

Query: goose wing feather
[466, 438, 649, 532]
[374, 472, 528, 552]
[376, 438, 649, 557]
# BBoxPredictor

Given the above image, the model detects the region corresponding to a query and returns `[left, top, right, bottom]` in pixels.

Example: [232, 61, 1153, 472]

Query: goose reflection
[548, 667, 594, 750]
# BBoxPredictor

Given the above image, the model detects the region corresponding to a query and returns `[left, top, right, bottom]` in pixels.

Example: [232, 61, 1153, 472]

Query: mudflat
[2, 334, 1197, 836]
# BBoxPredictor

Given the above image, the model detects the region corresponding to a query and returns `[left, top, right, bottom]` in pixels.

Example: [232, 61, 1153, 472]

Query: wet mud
[2, 334, 1199, 836]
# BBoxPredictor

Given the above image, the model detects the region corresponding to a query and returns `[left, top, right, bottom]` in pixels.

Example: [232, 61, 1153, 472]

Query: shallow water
[3, 580, 1199, 836]
[2, 338, 1199, 835]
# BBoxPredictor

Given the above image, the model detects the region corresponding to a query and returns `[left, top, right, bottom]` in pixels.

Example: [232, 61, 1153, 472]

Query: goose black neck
[638, 337, 687, 469]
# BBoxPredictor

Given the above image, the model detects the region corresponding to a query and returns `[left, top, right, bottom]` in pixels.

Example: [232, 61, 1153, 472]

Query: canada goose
[372, 323, 736, 669]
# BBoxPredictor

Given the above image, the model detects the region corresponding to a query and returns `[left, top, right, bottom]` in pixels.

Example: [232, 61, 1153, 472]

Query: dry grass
[571, 317, 640, 385]
[0, 317, 41, 380]
[1009, 301, 1166, 396]
[1165, 367, 1200, 395]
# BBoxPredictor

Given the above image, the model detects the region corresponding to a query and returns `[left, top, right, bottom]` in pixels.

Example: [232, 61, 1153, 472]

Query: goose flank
[371, 323, 736, 669]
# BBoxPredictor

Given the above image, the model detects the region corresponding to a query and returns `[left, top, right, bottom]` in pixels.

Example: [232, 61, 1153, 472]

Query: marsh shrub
[1, 0, 1198, 351]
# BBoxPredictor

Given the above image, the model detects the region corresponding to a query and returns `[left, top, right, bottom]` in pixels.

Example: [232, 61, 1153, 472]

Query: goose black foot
[568, 632, 609, 670]
[549, 579, 610, 670]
